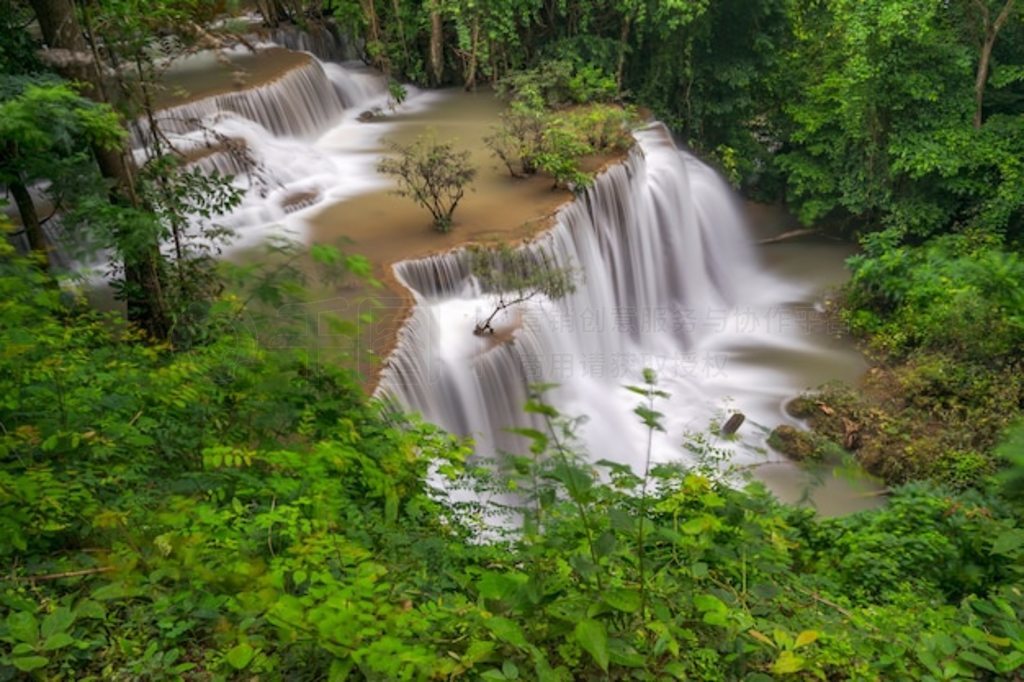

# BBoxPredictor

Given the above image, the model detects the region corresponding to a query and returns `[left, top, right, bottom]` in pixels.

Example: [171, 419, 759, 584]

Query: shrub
[378, 133, 476, 232]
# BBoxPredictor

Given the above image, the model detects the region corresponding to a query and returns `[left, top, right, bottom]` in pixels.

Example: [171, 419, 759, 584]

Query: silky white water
[111, 41, 882, 511]
[377, 124, 878, 509]
[129, 41, 443, 252]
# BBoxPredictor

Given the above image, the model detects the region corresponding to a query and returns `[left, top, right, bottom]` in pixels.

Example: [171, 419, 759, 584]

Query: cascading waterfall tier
[378, 124, 760, 461]
[132, 56, 352, 149]
[135, 46, 389, 250]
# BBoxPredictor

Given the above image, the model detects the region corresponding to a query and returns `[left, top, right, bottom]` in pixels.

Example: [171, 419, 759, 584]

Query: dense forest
[2, 0, 1024, 679]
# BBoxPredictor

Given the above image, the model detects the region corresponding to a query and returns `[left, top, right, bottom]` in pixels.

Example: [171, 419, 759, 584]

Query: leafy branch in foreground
[377, 133, 476, 232]
[468, 243, 576, 336]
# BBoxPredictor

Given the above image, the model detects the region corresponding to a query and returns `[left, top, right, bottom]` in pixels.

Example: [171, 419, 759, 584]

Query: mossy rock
[768, 425, 823, 462]
[785, 397, 818, 420]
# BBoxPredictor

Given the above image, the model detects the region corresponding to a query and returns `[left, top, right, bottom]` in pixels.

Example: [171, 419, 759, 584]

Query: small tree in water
[470, 244, 576, 335]
[378, 134, 476, 232]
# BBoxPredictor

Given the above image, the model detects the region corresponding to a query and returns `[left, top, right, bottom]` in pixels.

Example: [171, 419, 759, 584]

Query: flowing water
[62, 34, 884, 514]
[375, 124, 885, 515]
[134, 43, 393, 251]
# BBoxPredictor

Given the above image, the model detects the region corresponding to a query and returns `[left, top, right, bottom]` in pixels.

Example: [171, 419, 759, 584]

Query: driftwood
[757, 228, 821, 245]
[720, 412, 746, 436]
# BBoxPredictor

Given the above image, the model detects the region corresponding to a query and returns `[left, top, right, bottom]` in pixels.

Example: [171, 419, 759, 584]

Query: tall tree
[969, 0, 1017, 127]
[28, 0, 171, 337]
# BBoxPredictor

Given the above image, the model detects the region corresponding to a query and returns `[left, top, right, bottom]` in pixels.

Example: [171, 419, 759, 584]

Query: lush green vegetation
[3, 0, 1024, 679]
[4, 241, 1024, 679]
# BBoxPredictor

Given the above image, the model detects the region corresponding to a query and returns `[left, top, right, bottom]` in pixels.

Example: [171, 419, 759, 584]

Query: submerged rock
[358, 107, 385, 122]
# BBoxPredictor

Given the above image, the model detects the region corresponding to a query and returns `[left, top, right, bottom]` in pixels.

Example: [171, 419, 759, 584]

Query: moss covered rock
[768, 425, 823, 462]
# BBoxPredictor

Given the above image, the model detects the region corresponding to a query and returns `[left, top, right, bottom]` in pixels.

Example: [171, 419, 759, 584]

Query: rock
[785, 397, 817, 419]
[768, 425, 822, 462]
[720, 412, 746, 436]
[358, 107, 385, 122]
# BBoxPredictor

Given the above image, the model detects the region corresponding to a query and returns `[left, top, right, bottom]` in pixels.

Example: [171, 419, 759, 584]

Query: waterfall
[129, 46, 390, 250]
[133, 57, 350, 148]
[378, 124, 762, 462]
[267, 23, 361, 62]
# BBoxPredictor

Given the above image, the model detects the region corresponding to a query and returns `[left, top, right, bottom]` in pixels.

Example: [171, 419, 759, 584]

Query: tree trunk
[256, 0, 280, 27]
[360, 0, 386, 71]
[616, 16, 631, 93]
[464, 14, 480, 90]
[390, 0, 411, 73]
[29, 0, 84, 50]
[428, 2, 444, 86]
[9, 179, 50, 268]
[973, 0, 1015, 129]
[29, 0, 170, 339]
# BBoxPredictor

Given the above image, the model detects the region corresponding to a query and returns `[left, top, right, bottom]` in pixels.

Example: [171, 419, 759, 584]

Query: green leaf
[486, 617, 529, 650]
[7, 612, 38, 645]
[574, 618, 609, 671]
[74, 600, 106, 620]
[771, 650, 805, 675]
[225, 643, 255, 670]
[794, 630, 820, 649]
[42, 632, 75, 651]
[998, 650, 1024, 673]
[594, 530, 617, 558]
[41, 607, 75, 638]
[310, 244, 341, 265]
[680, 515, 715, 535]
[328, 658, 354, 681]
[12, 655, 49, 672]
[959, 650, 997, 672]
[603, 588, 641, 613]
[992, 529, 1024, 556]
[694, 593, 726, 614]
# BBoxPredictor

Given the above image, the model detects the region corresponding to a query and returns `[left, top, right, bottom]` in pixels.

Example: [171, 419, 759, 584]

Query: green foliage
[484, 104, 546, 178]
[533, 119, 594, 191]
[0, 80, 124, 188]
[496, 58, 618, 109]
[0, 1, 40, 75]
[3, 249, 1024, 678]
[486, 103, 637, 191]
[386, 79, 407, 110]
[377, 133, 476, 232]
[846, 232, 1024, 362]
[789, 226, 1024, 488]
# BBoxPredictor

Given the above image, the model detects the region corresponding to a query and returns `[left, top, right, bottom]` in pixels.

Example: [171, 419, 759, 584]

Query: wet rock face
[768, 425, 822, 462]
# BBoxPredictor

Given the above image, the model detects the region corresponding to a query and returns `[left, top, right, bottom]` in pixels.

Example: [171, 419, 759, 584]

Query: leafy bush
[496, 59, 617, 110]
[4, 241, 1024, 680]
[378, 133, 476, 232]
[846, 231, 1024, 363]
